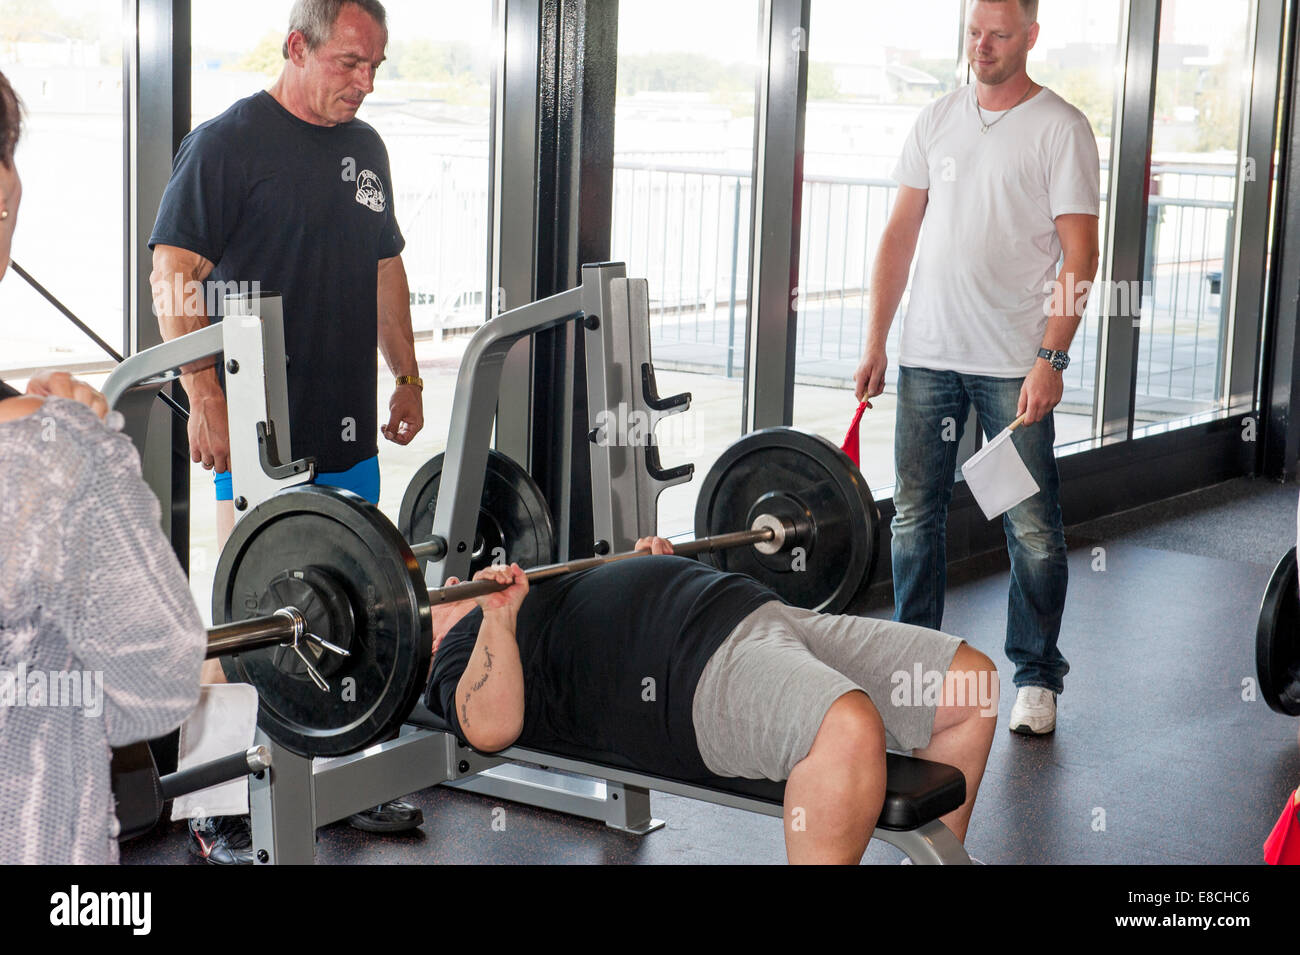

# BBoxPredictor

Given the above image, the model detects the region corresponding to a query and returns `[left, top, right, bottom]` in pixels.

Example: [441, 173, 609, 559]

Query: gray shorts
[691, 601, 965, 780]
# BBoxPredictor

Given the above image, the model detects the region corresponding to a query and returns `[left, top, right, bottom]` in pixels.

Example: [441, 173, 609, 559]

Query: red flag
[840, 401, 868, 466]
[1264, 788, 1300, 864]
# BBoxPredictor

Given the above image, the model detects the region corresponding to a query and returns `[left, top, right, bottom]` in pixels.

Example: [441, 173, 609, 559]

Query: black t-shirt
[426, 556, 780, 780]
[149, 91, 405, 472]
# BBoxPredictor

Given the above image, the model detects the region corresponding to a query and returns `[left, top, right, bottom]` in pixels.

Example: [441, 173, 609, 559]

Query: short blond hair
[974, 0, 1038, 23]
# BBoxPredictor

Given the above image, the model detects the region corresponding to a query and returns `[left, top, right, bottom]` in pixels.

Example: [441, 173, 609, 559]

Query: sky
[44, 0, 1253, 67]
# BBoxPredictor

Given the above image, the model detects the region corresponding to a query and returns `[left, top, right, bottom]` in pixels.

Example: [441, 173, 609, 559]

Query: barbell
[210, 427, 881, 757]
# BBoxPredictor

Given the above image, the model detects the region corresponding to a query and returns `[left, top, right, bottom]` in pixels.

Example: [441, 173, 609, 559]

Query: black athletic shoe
[188, 815, 255, 865]
[348, 799, 424, 833]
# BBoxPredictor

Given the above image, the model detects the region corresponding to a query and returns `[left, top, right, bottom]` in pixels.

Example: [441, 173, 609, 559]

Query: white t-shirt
[892, 85, 1101, 377]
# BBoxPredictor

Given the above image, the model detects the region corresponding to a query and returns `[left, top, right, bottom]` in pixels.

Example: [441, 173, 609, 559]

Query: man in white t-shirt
[853, 0, 1100, 735]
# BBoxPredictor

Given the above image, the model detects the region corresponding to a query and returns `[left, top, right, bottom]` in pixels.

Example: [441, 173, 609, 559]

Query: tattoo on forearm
[470, 647, 494, 691]
[461, 647, 496, 724]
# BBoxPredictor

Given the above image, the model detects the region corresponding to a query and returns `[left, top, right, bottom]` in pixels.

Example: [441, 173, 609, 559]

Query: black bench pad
[406, 703, 965, 832]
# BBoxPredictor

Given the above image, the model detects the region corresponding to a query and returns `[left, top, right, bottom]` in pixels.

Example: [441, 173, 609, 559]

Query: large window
[794, 0, 960, 496]
[612, 0, 763, 535]
[1031, 0, 1125, 447]
[0, 0, 123, 375]
[793, 0, 1126, 497]
[1138, 0, 1255, 426]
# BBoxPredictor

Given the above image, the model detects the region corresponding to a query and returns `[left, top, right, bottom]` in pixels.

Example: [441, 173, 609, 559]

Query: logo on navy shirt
[355, 169, 386, 213]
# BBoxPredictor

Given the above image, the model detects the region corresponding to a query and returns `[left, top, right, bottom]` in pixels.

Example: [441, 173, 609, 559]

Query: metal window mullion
[127, 0, 190, 568]
[1098, 0, 1161, 443]
[1230, 0, 1284, 412]
[1261, 0, 1300, 478]
[797, 180, 812, 357]
[489, 0, 541, 464]
[744, 0, 810, 431]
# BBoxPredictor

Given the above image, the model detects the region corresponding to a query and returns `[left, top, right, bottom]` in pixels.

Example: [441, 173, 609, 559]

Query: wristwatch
[1037, 348, 1070, 372]
[395, 375, 424, 389]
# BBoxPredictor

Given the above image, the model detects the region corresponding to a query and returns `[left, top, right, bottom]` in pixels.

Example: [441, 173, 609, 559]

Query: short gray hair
[282, 0, 387, 59]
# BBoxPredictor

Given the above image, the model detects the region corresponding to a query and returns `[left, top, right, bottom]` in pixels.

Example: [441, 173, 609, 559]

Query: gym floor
[122, 475, 1300, 865]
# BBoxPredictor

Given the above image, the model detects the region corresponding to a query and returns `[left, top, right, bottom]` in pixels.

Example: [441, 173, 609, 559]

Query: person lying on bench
[425, 538, 999, 864]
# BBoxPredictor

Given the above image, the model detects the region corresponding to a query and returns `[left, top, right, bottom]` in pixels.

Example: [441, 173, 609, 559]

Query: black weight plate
[1257, 546, 1300, 716]
[694, 427, 879, 613]
[214, 487, 431, 757]
[398, 448, 556, 577]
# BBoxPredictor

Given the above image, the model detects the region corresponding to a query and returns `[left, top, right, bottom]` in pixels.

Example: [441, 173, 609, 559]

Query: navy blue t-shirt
[426, 556, 781, 780]
[149, 91, 405, 472]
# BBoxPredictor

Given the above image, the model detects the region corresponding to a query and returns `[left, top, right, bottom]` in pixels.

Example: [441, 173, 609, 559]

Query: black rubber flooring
[123, 477, 1300, 865]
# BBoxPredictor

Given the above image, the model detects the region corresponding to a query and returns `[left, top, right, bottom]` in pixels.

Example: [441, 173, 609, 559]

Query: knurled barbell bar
[207, 516, 794, 663]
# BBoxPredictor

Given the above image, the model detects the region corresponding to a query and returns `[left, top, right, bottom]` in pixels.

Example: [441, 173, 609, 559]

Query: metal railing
[393, 154, 1237, 414]
[605, 159, 1237, 416]
[395, 151, 491, 337]
[611, 161, 752, 376]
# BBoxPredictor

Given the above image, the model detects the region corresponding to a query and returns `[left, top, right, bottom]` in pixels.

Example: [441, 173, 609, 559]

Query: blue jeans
[891, 366, 1069, 693]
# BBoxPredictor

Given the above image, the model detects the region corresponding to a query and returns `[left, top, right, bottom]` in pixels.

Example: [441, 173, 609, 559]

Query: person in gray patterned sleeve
[0, 68, 207, 864]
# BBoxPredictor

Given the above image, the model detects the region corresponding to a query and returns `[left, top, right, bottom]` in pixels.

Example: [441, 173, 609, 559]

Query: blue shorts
[214, 455, 381, 505]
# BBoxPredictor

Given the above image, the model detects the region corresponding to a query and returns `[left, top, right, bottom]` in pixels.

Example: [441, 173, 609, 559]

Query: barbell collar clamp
[409, 536, 448, 561]
[245, 745, 272, 773]
[272, 607, 306, 644]
[750, 513, 788, 555]
[304, 632, 350, 658]
[274, 607, 331, 692]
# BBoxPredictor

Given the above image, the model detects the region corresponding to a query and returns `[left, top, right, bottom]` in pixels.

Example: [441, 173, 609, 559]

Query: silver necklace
[975, 81, 1036, 134]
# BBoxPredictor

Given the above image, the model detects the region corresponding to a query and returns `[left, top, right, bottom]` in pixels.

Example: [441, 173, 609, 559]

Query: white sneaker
[1008, 686, 1056, 735]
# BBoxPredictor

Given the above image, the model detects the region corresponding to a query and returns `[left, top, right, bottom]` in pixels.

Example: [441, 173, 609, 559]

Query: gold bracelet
[395, 374, 423, 389]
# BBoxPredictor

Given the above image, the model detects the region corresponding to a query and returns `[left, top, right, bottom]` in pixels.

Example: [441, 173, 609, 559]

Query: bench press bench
[242, 705, 972, 864]
[405, 704, 972, 862]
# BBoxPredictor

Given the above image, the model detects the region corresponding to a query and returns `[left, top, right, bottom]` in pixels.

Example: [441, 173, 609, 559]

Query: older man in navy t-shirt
[148, 0, 426, 858]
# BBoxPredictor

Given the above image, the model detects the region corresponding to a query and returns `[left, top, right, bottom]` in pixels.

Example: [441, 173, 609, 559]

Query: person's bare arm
[151, 244, 230, 471]
[454, 564, 527, 752]
[1017, 213, 1100, 424]
[151, 243, 216, 348]
[854, 185, 929, 403]
[377, 254, 423, 446]
[0, 395, 43, 422]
